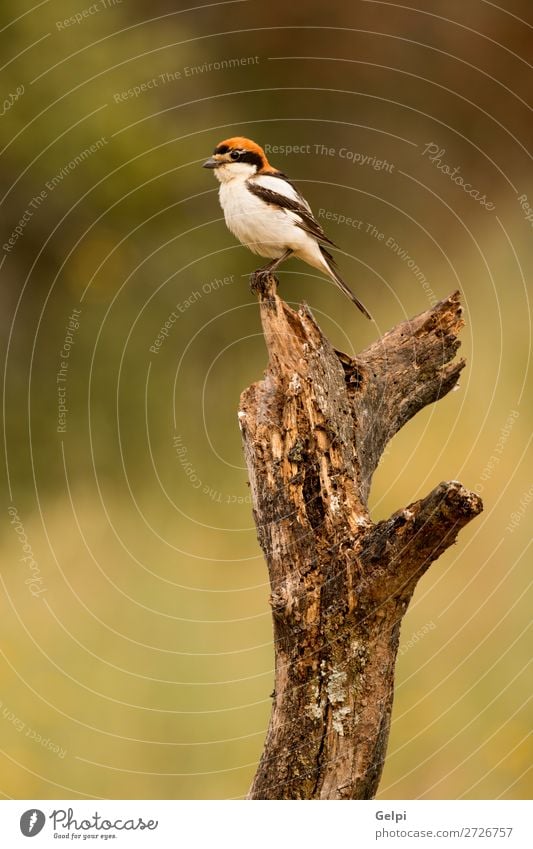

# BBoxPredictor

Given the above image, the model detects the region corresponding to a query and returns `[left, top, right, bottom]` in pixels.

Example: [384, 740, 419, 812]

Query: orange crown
[214, 137, 278, 172]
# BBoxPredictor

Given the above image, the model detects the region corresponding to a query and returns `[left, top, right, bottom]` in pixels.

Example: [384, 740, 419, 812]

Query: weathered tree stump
[238, 277, 483, 800]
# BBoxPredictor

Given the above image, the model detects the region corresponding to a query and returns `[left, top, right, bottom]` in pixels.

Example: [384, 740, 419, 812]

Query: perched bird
[203, 137, 372, 318]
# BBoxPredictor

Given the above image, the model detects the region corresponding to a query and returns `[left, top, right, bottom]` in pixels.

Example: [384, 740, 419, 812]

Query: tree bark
[238, 278, 483, 800]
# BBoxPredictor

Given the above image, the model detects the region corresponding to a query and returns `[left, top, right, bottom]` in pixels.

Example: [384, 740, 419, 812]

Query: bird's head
[202, 137, 275, 183]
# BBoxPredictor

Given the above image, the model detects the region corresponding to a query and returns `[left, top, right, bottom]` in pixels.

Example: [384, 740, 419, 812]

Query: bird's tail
[319, 246, 372, 320]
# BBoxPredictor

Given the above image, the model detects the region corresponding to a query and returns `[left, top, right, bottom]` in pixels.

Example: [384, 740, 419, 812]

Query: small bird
[203, 136, 371, 318]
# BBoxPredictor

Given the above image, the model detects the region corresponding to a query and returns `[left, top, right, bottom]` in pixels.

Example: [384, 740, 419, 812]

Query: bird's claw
[250, 270, 276, 297]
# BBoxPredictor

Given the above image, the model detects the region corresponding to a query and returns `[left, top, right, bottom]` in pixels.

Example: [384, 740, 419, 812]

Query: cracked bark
[238, 278, 483, 800]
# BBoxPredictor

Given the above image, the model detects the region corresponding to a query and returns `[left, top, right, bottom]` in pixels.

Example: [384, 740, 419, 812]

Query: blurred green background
[1, 0, 531, 800]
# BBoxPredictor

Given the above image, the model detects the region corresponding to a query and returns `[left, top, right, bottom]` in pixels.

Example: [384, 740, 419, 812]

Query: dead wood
[238, 277, 482, 799]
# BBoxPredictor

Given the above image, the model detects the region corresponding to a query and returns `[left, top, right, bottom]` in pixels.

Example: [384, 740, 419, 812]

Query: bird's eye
[230, 150, 241, 161]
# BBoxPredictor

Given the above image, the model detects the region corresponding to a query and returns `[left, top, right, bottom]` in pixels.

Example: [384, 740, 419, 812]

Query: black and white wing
[247, 172, 336, 247]
[248, 172, 372, 320]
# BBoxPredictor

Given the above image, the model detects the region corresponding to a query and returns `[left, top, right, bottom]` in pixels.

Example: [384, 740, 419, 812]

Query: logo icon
[20, 809, 46, 837]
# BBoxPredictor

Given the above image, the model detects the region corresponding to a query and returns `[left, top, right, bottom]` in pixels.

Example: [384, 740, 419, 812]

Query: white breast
[219, 179, 304, 259]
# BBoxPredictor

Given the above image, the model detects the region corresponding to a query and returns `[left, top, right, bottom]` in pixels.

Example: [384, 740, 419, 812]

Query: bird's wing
[252, 172, 312, 207]
[247, 173, 336, 247]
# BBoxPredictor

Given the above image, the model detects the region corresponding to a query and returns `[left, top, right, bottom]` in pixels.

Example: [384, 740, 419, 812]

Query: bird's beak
[202, 156, 220, 169]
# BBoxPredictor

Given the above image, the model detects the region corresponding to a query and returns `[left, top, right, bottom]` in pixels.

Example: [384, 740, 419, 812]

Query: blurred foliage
[0, 0, 531, 800]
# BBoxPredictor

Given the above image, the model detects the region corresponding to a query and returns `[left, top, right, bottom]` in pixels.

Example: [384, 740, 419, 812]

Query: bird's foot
[250, 269, 277, 298]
